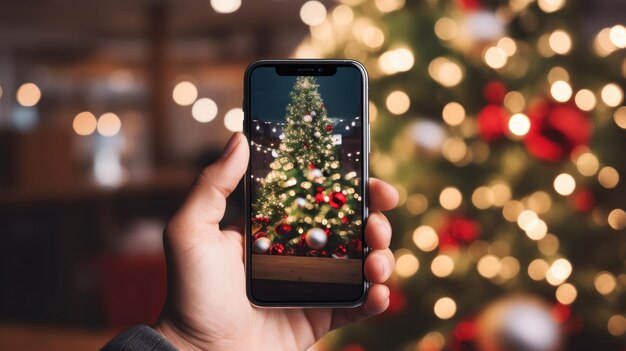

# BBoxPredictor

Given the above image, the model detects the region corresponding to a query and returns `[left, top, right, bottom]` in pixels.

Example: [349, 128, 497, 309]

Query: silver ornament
[305, 227, 327, 249]
[251, 237, 271, 254]
[311, 111, 317, 116]
[308, 168, 323, 180]
[303, 114, 313, 123]
[294, 197, 307, 208]
[314, 131, 321, 138]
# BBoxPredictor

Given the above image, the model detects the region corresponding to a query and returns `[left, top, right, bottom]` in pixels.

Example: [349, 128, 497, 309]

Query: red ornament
[456, 0, 481, 11]
[524, 100, 591, 162]
[348, 239, 363, 256]
[438, 217, 480, 248]
[483, 81, 507, 104]
[275, 223, 292, 236]
[307, 249, 329, 257]
[384, 287, 407, 315]
[252, 232, 268, 241]
[334, 244, 348, 258]
[551, 303, 571, 323]
[454, 320, 476, 341]
[324, 228, 332, 237]
[252, 216, 269, 226]
[315, 193, 325, 203]
[329, 192, 348, 209]
[270, 243, 285, 255]
[325, 124, 333, 132]
[477, 104, 509, 141]
[316, 187, 324, 192]
[284, 247, 296, 256]
[341, 216, 349, 224]
[308, 163, 316, 170]
[573, 190, 595, 212]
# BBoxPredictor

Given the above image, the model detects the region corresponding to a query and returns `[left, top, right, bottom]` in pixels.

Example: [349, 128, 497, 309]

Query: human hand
[154, 133, 399, 351]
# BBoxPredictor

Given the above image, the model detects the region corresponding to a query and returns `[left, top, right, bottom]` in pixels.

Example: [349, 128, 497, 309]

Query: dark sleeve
[101, 325, 178, 351]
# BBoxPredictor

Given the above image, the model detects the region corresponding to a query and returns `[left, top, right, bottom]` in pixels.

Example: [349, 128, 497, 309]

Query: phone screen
[245, 62, 367, 305]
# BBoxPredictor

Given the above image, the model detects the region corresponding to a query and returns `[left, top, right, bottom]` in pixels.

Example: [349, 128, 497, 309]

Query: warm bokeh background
[0, 0, 625, 350]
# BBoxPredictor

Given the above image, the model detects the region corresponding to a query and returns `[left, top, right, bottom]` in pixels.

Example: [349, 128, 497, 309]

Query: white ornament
[308, 168, 323, 180]
[314, 132, 321, 138]
[305, 227, 327, 249]
[294, 197, 307, 208]
[251, 237, 271, 254]
[311, 111, 317, 116]
[303, 114, 313, 123]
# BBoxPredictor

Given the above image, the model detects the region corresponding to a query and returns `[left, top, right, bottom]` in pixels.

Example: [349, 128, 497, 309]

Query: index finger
[369, 178, 399, 211]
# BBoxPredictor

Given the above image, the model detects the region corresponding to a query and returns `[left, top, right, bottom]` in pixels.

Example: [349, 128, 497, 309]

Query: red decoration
[325, 124, 333, 132]
[439, 217, 480, 248]
[477, 104, 509, 141]
[252, 216, 269, 226]
[284, 247, 296, 256]
[316, 187, 324, 192]
[252, 232, 268, 241]
[275, 223, 292, 236]
[270, 243, 285, 255]
[573, 190, 595, 212]
[339, 345, 365, 351]
[307, 249, 329, 257]
[454, 320, 476, 341]
[524, 100, 592, 162]
[334, 244, 348, 258]
[329, 192, 348, 209]
[341, 216, 349, 224]
[324, 228, 332, 237]
[483, 81, 507, 104]
[348, 239, 363, 256]
[385, 287, 406, 315]
[456, 0, 481, 11]
[320, 103, 326, 109]
[308, 163, 316, 170]
[315, 193, 325, 203]
[551, 303, 571, 323]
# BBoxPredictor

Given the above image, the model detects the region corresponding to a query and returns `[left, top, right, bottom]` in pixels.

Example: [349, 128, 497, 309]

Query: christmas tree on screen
[251, 76, 363, 259]
[296, 0, 626, 350]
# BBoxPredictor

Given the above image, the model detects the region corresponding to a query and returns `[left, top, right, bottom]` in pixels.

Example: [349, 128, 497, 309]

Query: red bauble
[334, 244, 348, 258]
[252, 232, 268, 241]
[348, 239, 363, 255]
[324, 228, 332, 237]
[438, 217, 480, 248]
[315, 193, 325, 203]
[328, 192, 348, 209]
[308, 163, 316, 170]
[325, 124, 333, 132]
[284, 247, 296, 256]
[454, 320, 476, 341]
[316, 186, 324, 192]
[573, 190, 595, 212]
[275, 224, 292, 236]
[524, 100, 591, 162]
[384, 287, 407, 315]
[252, 216, 269, 226]
[341, 216, 349, 224]
[270, 243, 285, 255]
[483, 81, 507, 104]
[456, 0, 481, 11]
[551, 303, 571, 324]
[307, 249, 329, 257]
[477, 104, 509, 141]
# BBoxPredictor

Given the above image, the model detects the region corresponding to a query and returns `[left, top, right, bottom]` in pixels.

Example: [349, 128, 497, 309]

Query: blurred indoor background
[0, 0, 625, 350]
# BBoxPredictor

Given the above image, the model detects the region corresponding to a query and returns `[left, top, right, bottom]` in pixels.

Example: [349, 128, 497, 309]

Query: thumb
[178, 133, 249, 231]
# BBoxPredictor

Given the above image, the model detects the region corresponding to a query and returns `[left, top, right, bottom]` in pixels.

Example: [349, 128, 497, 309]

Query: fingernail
[222, 133, 240, 158]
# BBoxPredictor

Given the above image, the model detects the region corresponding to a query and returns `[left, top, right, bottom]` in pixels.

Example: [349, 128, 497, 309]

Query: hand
[154, 133, 399, 351]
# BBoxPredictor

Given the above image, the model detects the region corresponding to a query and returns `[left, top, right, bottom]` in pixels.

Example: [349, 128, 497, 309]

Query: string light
[477, 255, 500, 279]
[433, 297, 456, 319]
[600, 83, 624, 107]
[497, 37, 517, 56]
[97, 113, 122, 137]
[378, 48, 414, 74]
[374, 0, 405, 13]
[395, 249, 419, 277]
[555, 283, 577, 304]
[210, 0, 241, 14]
[224, 108, 243, 132]
[332, 5, 353, 25]
[594, 271, 617, 295]
[575, 152, 600, 176]
[528, 259, 550, 281]
[192, 98, 218, 123]
[386, 90, 410, 115]
[537, 0, 566, 13]
[504, 91, 525, 113]
[609, 24, 626, 48]
[607, 209, 626, 230]
[594, 28, 617, 56]
[548, 30, 572, 55]
[538, 234, 560, 256]
[439, 187, 462, 210]
[406, 193, 428, 215]
[574, 89, 597, 111]
[300, 1, 327, 26]
[431, 254, 454, 278]
[499, 256, 520, 279]
[553, 173, 576, 195]
[546, 258, 572, 285]
[508, 113, 531, 136]
[428, 57, 463, 87]
[547, 66, 570, 84]
[434, 17, 457, 41]
[607, 315, 626, 337]
[172, 81, 198, 106]
[442, 102, 465, 126]
[412, 225, 438, 251]
[484, 47, 507, 69]
[598, 166, 619, 189]
[550, 80, 572, 102]
[614, 106, 626, 129]
[16, 82, 41, 107]
[73, 112, 97, 136]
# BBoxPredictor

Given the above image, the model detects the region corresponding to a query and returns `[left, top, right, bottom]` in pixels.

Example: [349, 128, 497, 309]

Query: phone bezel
[243, 59, 370, 308]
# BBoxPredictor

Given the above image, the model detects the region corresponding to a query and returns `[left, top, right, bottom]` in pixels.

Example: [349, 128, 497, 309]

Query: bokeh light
[428, 57, 463, 87]
[538, 0, 566, 13]
[412, 225, 439, 252]
[97, 113, 122, 137]
[386, 90, 410, 115]
[439, 187, 462, 210]
[431, 254, 454, 278]
[73, 112, 98, 136]
[555, 283, 577, 304]
[442, 102, 465, 126]
[300, 1, 327, 26]
[550, 80, 572, 102]
[574, 89, 597, 111]
[549, 30, 572, 55]
[607, 209, 626, 230]
[508, 113, 531, 136]
[600, 83, 624, 107]
[224, 108, 243, 132]
[172, 81, 198, 106]
[598, 166, 619, 189]
[395, 249, 419, 278]
[594, 271, 617, 295]
[433, 297, 456, 319]
[210, 0, 241, 14]
[553, 173, 576, 196]
[16, 82, 41, 107]
[192, 98, 218, 123]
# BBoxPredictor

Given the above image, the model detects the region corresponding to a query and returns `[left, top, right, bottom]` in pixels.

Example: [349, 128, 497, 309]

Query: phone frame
[243, 59, 370, 308]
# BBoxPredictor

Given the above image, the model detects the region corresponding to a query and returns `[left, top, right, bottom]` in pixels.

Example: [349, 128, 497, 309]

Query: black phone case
[243, 59, 370, 308]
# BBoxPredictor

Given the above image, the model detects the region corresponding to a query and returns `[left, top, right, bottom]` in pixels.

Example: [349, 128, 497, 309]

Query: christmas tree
[295, 0, 626, 350]
[251, 76, 363, 259]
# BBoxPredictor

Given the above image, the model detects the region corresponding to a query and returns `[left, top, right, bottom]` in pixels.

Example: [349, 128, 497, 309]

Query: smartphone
[243, 59, 369, 307]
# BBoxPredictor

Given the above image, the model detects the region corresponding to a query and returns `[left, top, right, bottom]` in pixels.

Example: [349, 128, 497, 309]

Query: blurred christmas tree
[296, 0, 626, 350]
[251, 76, 363, 258]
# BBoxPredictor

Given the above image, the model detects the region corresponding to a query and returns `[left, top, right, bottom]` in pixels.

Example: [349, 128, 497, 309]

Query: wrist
[154, 317, 203, 351]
